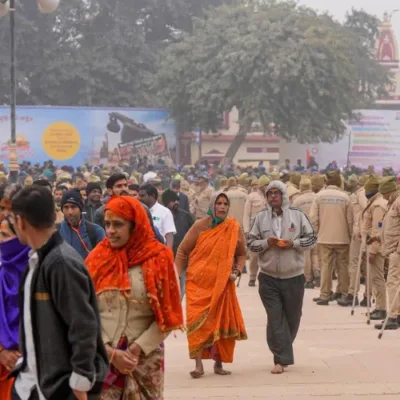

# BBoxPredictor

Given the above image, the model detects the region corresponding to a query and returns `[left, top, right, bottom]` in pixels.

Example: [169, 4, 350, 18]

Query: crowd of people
[0, 157, 399, 399]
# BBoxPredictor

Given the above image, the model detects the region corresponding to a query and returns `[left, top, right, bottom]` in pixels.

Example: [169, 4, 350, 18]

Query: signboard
[347, 109, 400, 170]
[0, 106, 176, 167]
[118, 134, 172, 165]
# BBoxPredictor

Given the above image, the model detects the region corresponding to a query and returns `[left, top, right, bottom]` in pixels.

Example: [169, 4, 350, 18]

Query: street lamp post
[8, 0, 18, 182]
[0, 0, 60, 182]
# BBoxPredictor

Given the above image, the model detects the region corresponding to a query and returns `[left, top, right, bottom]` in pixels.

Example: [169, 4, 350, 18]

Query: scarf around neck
[207, 191, 230, 228]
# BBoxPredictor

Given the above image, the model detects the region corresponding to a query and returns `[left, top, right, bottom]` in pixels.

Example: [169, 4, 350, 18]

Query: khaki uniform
[238, 185, 249, 196]
[243, 190, 266, 280]
[381, 193, 400, 318]
[193, 185, 215, 219]
[287, 182, 300, 204]
[310, 186, 353, 300]
[293, 190, 319, 282]
[180, 180, 195, 215]
[348, 188, 368, 297]
[361, 193, 387, 310]
[226, 186, 247, 227]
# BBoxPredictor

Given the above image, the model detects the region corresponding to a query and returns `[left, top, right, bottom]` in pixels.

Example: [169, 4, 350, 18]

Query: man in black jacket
[162, 189, 194, 298]
[10, 185, 108, 400]
[83, 182, 103, 223]
[171, 179, 190, 213]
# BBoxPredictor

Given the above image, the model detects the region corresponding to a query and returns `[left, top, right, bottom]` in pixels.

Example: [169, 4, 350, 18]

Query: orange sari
[186, 217, 247, 363]
[0, 365, 13, 400]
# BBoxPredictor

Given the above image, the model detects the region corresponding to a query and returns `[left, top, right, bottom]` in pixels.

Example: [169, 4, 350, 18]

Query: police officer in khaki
[293, 178, 320, 288]
[238, 173, 250, 195]
[286, 172, 300, 204]
[311, 174, 325, 194]
[337, 177, 369, 307]
[310, 170, 354, 305]
[226, 177, 247, 227]
[193, 172, 215, 219]
[360, 175, 387, 320]
[243, 176, 269, 286]
[370, 177, 400, 330]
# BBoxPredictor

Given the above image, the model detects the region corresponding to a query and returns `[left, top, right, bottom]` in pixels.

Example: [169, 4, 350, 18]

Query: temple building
[375, 11, 400, 108]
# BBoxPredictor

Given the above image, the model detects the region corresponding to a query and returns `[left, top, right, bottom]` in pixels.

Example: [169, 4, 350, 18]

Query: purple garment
[0, 237, 30, 350]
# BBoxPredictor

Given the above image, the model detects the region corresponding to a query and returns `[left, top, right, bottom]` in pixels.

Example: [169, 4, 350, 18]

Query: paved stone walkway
[165, 280, 400, 399]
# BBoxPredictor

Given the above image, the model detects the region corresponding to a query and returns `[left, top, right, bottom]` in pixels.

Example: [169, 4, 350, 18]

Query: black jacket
[83, 200, 103, 223]
[178, 192, 190, 213]
[14, 232, 108, 400]
[172, 208, 194, 256]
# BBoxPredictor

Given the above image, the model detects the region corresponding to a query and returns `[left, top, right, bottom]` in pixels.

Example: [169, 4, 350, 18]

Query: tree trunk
[221, 107, 250, 165]
[220, 124, 248, 165]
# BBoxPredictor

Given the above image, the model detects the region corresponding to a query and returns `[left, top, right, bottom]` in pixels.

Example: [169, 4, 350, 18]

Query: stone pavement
[165, 281, 400, 399]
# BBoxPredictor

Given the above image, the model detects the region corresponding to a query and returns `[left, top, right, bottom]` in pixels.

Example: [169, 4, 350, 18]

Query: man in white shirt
[143, 166, 157, 183]
[139, 183, 176, 249]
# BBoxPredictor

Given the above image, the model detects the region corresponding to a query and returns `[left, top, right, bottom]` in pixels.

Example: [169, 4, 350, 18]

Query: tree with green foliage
[0, 0, 234, 107]
[156, 1, 391, 162]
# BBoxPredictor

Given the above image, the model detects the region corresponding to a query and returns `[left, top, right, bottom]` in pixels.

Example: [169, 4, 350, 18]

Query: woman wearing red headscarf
[86, 196, 183, 400]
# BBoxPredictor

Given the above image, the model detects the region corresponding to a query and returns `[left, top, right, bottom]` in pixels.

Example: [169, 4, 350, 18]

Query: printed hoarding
[0, 106, 176, 167]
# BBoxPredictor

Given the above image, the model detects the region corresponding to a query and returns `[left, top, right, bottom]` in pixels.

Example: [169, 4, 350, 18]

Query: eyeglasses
[267, 191, 282, 197]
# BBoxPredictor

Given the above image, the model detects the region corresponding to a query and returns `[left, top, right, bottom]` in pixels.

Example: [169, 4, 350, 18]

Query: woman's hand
[112, 349, 138, 374]
[229, 269, 240, 281]
[0, 349, 20, 371]
[129, 343, 142, 359]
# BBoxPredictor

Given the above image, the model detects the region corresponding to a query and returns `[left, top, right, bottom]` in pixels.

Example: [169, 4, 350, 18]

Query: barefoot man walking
[248, 181, 316, 374]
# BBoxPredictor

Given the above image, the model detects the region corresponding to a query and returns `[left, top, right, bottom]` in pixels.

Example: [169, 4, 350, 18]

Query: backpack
[56, 220, 98, 250]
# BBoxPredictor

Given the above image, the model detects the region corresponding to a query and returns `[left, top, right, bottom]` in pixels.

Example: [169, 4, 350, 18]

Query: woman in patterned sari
[175, 191, 247, 378]
[86, 196, 183, 400]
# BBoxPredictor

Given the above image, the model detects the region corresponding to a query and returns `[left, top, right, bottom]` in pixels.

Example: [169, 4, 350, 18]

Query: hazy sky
[298, 0, 400, 40]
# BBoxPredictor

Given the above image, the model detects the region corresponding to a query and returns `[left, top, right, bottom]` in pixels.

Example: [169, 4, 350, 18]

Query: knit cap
[299, 178, 312, 192]
[86, 182, 102, 196]
[364, 175, 380, 195]
[325, 170, 341, 187]
[379, 176, 397, 195]
[61, 189, 84, 211]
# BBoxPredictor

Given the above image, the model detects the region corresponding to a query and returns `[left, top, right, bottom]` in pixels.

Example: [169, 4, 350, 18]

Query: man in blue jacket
[58, 189, 105, 259]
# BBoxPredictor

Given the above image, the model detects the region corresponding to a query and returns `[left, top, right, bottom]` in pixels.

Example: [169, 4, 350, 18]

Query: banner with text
[0, 106, 176, 167]
[118, 134, 172, 166]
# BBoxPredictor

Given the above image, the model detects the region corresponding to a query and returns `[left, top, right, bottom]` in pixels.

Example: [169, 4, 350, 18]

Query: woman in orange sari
[86, 196, 183, 399]
[175, 191, 247, 378]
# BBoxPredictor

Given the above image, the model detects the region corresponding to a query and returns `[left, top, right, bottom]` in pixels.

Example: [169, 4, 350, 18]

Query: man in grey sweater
[248, 180, 316, 375]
